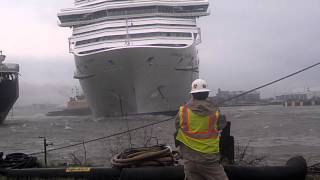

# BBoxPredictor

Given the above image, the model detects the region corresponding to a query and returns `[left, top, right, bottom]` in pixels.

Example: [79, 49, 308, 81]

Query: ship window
[79, 48, 110, 54]
[158, 5, 208, 14]
[150, 44, 187, 47]
[59, 14, 85, 23]
[108, 6, 157, 16]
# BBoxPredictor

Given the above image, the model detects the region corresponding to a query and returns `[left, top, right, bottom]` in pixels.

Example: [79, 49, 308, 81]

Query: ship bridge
[0, 51, 19, 73]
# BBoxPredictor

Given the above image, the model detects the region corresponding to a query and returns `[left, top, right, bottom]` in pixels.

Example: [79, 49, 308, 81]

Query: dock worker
[174, 79, 228, 180]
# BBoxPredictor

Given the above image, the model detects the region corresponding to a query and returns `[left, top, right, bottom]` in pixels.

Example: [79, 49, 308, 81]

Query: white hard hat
[190, 79, 211, 94]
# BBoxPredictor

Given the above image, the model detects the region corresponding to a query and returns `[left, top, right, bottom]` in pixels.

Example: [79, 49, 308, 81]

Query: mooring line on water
[217, 62, 320, 105]
[28, 61, 320, 156]
[28, 116, 175, 156]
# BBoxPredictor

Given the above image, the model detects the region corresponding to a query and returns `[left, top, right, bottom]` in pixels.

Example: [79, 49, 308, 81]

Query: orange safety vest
[176, 105, 220, 153]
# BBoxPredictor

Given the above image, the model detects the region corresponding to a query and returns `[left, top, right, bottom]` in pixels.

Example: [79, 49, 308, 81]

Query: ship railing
[74, 0, 209, 10]
[73, 17, 197, 34]
[60, 11, 208, 23]
[75, 0, 98, 7]
[75, 0, 209, 6]
[71, 27, 198, 44]
[72, 36, 193, 54]
[76, 35, 193, 47]
[72, 29, 195, 43]
[59, 12, 210, 27]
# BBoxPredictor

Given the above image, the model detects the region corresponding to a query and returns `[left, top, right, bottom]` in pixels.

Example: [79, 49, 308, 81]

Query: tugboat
[0, 51, 19, 124]
[46, 91, 92, 116]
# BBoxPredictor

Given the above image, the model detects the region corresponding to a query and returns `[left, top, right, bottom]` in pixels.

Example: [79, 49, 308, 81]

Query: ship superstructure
[57, 0, 210, 117]
[0, 51, 19, 123]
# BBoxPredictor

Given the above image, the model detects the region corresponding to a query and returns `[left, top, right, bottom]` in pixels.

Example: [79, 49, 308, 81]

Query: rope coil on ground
[111, 145, 180, 168]
[308, 163, 320, 174]
[0, 152, 38, 169]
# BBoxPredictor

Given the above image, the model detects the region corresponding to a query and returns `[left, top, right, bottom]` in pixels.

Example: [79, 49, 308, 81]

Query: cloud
[0, 0, 73, 57]
[198, 0, 320, 97]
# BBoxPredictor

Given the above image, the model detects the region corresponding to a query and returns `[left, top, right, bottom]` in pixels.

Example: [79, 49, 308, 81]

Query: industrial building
[213, 88, 261, 106]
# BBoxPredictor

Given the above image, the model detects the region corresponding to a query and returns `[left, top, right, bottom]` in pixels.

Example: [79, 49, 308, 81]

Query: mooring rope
[28, 116, 175, 156]
[111, 145, 179, 168]
[308, 162, 320, 174]
[217, 62, 320, 105]
[28, 61, 320, 156]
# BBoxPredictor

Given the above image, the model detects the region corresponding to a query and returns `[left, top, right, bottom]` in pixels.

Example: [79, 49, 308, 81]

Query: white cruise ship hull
[74, 45, 198, 117]
[58, 0, 210, 117]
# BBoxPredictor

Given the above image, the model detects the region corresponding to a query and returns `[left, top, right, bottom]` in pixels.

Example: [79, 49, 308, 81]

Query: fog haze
[1, 0, 319, 105]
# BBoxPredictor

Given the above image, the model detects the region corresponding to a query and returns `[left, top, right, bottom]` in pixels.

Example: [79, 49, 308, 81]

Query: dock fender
[286, 155, 307, 169]
[223, 156, 307, 180]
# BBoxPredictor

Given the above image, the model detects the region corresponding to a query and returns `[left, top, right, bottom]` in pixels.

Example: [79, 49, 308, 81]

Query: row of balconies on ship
[72, 17, 197, 35]
[74, 0, 209, 8]
[58, 3, 209, 27]
[69, 28, 201, 55]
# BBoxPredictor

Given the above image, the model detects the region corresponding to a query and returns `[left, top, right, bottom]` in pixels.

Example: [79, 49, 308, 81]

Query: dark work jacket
[173, 99, 227, 162]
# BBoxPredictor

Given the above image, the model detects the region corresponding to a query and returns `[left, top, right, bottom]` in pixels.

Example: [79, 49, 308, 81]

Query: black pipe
[224, 156, 307, 180]
[120, 156, 307, 180]
[0, 156, 307, 180]
[120, 166, 185, 180]
[3, 167, 120, 179]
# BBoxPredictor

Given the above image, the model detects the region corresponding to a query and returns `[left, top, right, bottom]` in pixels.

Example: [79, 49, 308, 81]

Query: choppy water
[0, 105, 319, 167]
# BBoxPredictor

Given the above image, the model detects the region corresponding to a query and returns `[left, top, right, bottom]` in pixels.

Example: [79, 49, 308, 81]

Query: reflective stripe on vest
[180, 105, 219, 139]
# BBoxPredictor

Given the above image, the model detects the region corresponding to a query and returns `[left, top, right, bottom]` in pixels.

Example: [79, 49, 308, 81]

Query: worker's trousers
[184, 159, 228, 180]
[179, 144, 228, 180]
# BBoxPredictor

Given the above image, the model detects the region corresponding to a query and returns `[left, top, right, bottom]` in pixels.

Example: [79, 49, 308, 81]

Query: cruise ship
[57, 0, 210, 117]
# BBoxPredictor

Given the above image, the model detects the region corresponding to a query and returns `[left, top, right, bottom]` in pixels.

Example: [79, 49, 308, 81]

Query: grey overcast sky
[0, 0, 319, 105]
